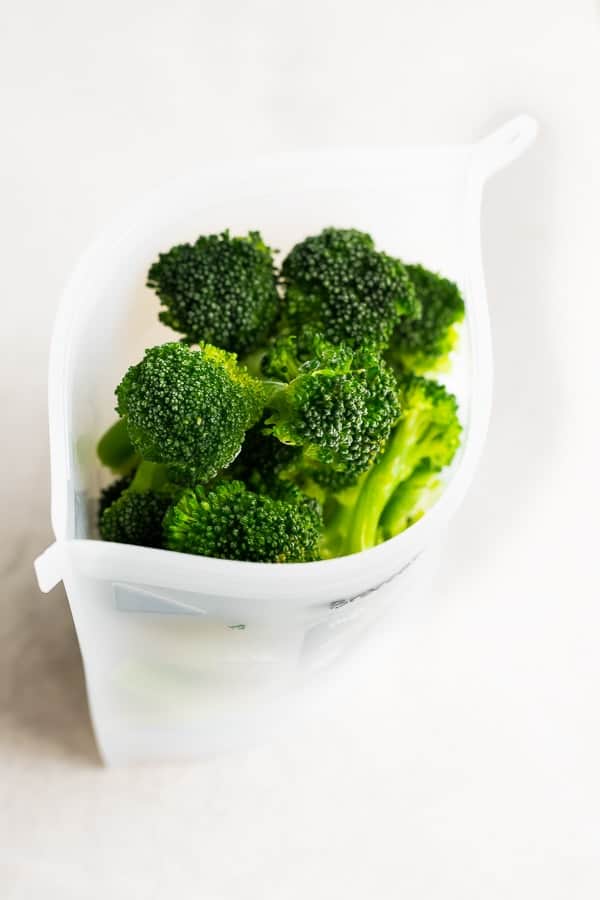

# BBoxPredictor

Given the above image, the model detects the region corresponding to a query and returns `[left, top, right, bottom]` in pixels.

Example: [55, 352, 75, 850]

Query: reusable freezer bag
[35, 116, 537, 764]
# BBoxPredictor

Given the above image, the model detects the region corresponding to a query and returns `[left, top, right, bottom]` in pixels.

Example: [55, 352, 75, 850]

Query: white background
[1, 1, 599, 898]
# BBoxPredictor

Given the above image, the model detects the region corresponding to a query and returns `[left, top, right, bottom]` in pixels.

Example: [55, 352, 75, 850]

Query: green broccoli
[97, 473, 132, 526]
[115, 342, 267, 480]
[386, 264, 465, 374]
[99, 461, 174, 548]
[228, 421, 302, 494]
[96, 224, 465, 563]
[332, 375, 461, 556]
[163, 480, 321, 563]
[377, 461, 442, 542]
[281, 228, 419, 349]
[116, 334, 399, 489]
[147, 230, 280, 356]
[263, 332, 401, 477]
[96, 418, 139, 475]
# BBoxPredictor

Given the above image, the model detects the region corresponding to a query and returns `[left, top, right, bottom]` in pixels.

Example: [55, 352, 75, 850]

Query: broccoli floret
[113, 336, 399, 491]
[163, 480, 321, 563]
[264, 333, 401, 477]
[386, 264, 465, 373]
[147, 231, 280, 355]
[229, 416, 362, 517]
[97, 473, 132, 526]
[281, 228, 419, 349]
[338, 374, 461, 555]
[99, 461, 174, 548]
[116, 342, 267, 480]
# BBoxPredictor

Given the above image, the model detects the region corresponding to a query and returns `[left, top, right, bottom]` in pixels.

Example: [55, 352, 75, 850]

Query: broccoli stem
[239, 347, 266, 377]
[260, 380, 291, 415]
[261, 380, 287, 397]
[319, 479, 365, 559]
[378, 465, 441, 542]
[344, 410, 429, 555]
[128, 460, 170, 493]
[97, 418, 139, 475]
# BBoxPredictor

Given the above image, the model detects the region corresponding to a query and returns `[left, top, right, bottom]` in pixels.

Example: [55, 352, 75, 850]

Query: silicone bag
[34, 116, 537, 764]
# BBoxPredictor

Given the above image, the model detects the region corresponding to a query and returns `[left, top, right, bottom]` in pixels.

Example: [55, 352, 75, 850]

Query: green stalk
[128, 460, 170, 493]
[261, 380, 291, 422]
[239, 348, 266, 378]
[318, 476, 366, 559]
[344, 410, 427, 555]
[97, 418, 139, 474]
[378, 464, 441, 542]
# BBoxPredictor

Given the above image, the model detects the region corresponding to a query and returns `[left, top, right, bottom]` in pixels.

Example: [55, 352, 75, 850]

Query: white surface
[1, 1, 599, 898]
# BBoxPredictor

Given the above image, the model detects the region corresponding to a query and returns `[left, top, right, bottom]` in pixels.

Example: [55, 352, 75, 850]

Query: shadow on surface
[0, 511, 100, 767]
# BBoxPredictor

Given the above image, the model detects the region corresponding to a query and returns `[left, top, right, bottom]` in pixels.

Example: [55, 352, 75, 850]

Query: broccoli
[331, 375, 461, 556]
[281, 228, 419, 349]
[97, 473, 132, 526]
[386, 264, 465, 374]
[163, 480, 321, 563]
[96, 418, 139, 475]
[116, 333, 399, 490]
[115, 342, 267, 480]
[228, 421, 302, 494]
[147, 230, 280, 356]
[318, 458, 442, 559]
[99, 461, 174, 548]
[96, 225, 465, 563]
[378, 461, 442, 542]
[263, 333, 401, 477]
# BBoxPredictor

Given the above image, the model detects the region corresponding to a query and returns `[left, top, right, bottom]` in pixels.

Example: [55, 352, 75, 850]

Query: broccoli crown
[147, 230, 280, 355]
[387, 264, 465, 373]
[163, 480, 321, 563]
[265, 334, 401, 476]
[97, 474, 132, 526]
[281, 228, 419, 348]
[116, 342, 266, 480]
[99, 490, 172, 548]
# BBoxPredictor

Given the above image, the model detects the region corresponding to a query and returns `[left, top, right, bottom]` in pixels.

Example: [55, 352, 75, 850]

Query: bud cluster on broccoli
[97, 227, 464, 562]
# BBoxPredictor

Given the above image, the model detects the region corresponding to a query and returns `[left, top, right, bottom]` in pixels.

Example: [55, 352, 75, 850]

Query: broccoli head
[163, 480, 321, 563]
[97, 473, 132, 526]
[147, 230, 280, 356]
[281, 228, 418, 348]
[116, 342, 267, 480]
[98, 461, 174, 548]
[99, 492, 172, 548]
[264, 333, 401, 478]
[386, 264, 465, 373]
